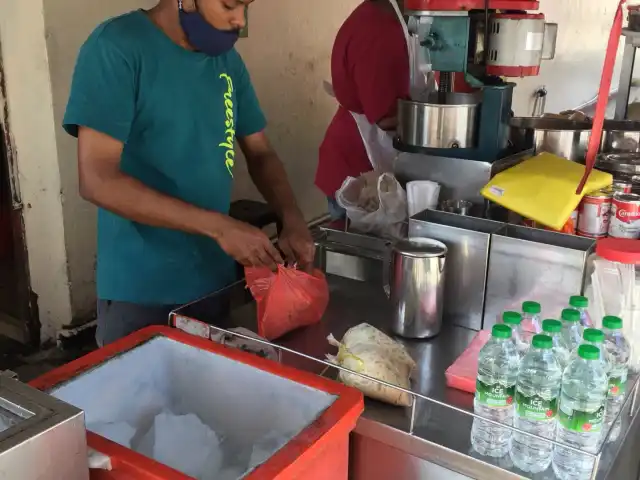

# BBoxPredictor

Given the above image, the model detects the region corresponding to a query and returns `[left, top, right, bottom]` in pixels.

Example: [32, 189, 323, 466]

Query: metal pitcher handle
[383, 246, 393, 298]
[532, 86, 547, 117]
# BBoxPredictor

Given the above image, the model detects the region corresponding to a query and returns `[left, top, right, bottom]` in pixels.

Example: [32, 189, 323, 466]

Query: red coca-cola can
[567, 209, 579, 234]
[577, 189, 612, 238]
[609, 193, 640, 239]
[612, 181, 633, 194]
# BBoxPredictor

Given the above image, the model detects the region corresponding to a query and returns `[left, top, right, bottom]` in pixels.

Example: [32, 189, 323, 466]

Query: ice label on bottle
[476, 379, 515, 407]
[608, 374, 628, 397]
[558, 405, 605, 433]
[516, 391, 558, 421]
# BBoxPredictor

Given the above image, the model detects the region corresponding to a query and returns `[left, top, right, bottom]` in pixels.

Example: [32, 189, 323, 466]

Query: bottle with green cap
[560, 308, 583, 352]
[510, 334, 562, 473]
[521, 301, 542, 342]
[552, 344, 608, 480]
[566, 328, 610, 374]
[502, 311, 528, 356]
[602, 316, 631, 443]
[569, 296, 592, 328]
[583, 328, 609, 370]
[471, 324, 520, 457]
[542, 319, 571, 370]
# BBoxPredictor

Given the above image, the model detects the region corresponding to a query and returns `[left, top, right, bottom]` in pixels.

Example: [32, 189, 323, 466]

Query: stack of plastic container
[585, 238, 640, 368]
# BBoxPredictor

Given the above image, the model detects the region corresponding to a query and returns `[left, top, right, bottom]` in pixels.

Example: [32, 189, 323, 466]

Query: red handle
[576, 0, 627, 194]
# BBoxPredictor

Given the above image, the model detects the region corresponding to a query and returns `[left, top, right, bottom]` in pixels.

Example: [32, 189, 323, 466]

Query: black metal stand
[614, 10, 640, 120]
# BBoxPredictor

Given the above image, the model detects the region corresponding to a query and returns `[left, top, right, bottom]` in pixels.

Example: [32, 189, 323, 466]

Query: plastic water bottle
[552, 344, 609, 480]
[521, 301, 542, 345]
[560, 308, 583, 352]
[502, 311, 528, 356]
[569, 296, 592, 327]
[510, 334, 562, 473]
[471, 324, 521, 457]
[584, 328, 609, 371]
[567, 328, 609, 372]
[602, 316, 631, 443]
[542, 319, 571, 370]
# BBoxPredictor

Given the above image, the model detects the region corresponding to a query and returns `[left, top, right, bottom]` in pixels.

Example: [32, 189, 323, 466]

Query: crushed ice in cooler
[52, 337, 336, 479]
[136, 411, 222, 479]
[90, 410, 293, 479]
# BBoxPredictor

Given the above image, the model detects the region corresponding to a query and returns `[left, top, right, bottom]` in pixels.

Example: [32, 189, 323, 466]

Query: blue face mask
[178, 0, 239, 57]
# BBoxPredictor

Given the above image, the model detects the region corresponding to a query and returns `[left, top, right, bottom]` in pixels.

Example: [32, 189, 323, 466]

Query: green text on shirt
[219, 73, 235, 177]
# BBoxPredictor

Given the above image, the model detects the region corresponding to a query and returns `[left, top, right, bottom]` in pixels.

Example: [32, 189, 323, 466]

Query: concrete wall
[0, 0, 72, 341]
[0, 0, 629, 339]
[512, 0, 624, 115]
[42, 0, 158, 323]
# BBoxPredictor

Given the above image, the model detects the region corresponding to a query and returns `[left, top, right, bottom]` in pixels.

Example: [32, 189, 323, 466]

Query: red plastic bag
[245, 265, 330, 340]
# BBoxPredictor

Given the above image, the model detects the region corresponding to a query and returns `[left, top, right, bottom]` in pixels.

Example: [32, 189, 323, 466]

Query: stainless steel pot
[384, 238, 447, 339]
[596, 152, 640, 194]
[397, 93, 481, 149]
[509, 117, 640, 162]
[602, 120, 640, 153]
[509, 117, 592, 161]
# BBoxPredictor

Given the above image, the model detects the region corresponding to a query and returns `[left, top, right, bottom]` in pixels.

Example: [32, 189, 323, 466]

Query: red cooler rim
[596, 237, 640, 263]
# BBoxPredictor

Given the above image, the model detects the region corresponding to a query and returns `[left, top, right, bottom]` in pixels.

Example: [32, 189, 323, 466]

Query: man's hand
[239, 132, 314, 270]
[278, 213, 315, 271]
[213, 216, 283, 270]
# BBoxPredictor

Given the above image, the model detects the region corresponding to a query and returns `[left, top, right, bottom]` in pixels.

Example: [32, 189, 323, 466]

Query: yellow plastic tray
[481, 153, 613, 230]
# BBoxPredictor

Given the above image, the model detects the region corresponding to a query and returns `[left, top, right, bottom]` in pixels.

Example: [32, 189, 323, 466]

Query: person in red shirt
[316, 0, 409, 219]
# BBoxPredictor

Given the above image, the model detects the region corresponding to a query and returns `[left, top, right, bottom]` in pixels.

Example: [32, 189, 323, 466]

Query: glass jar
[584, 238, 640, 369]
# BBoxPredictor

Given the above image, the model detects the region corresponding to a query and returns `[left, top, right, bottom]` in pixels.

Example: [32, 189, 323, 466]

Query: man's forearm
[81, 170, 227, 240]
[246, 151, 304, 223]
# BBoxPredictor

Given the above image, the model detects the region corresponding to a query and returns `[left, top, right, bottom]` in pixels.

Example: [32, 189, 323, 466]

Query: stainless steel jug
[385, 238, 447, 339]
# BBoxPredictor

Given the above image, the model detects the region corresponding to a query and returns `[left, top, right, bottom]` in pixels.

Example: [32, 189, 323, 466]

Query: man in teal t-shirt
[64, 0, 314, 346]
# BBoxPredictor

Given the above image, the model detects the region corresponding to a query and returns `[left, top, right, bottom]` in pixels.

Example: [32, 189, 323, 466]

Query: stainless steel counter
[173, 270, 640, 480]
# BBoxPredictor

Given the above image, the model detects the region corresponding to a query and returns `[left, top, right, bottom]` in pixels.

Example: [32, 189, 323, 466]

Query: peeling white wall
[513, 0, 624, 115]
[232, 0, 360, 219]
[0, 0, 72, 341]
[0, 0, 630, 339]
[42, 0, 157, 323]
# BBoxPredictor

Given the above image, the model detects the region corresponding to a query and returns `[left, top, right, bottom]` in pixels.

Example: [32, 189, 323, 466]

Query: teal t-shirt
[63, 11, 266, 305]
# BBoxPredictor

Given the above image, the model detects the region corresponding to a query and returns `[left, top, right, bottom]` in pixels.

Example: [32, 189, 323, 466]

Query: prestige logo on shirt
[218, 73, 235, 177]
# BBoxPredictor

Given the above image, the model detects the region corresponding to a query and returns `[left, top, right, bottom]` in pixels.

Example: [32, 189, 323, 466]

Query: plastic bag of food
[245, 265, 329, 341]
[336, 172, 407, 239]
[326, 323, 416, 407]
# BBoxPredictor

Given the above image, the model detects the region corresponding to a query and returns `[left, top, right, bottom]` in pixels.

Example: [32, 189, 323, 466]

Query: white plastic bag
[326, 323, 416, 407]
[407, 180, 441, 217]
[336, 172, 407, 239]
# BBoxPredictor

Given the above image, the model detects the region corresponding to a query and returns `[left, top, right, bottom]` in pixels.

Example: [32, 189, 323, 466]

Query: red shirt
[315, 1, 409, 198]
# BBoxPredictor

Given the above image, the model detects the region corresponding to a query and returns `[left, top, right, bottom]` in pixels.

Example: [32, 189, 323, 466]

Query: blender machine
[396, 0, 558, 206]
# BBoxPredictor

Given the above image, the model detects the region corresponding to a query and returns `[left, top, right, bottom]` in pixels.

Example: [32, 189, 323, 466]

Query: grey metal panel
[0, 376, 88, 479]
[395, 150, 532, 206]
[351, 429, 474, 480]
[409, 210, 504, 331]
[484, 224, 594, 329]
[396, 152, 492, 205]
